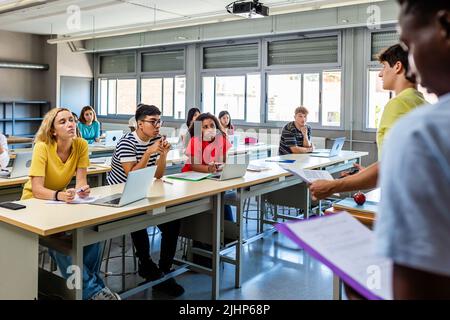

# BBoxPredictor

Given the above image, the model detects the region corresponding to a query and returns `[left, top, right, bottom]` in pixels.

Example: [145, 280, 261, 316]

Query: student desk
[0, 179, 233, 300]
[6, 136, 34, 145]
[0, 150, 366, 300]
[218, 150, 369, 288]
[325, 188, 379, 228]
[0, 165, 111, 202]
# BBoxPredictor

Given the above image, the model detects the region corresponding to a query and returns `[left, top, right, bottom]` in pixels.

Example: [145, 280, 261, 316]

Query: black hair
[135, 104, 161, 122]
[188, 113, 226, 140]
[398, 0, 450, 25]
[186, 107, 201, 127]
[218, 110, 233, 129]
[378, 44, 416, 83]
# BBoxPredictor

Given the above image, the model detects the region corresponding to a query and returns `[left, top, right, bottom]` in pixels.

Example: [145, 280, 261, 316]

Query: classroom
[0, 0, 449, 302]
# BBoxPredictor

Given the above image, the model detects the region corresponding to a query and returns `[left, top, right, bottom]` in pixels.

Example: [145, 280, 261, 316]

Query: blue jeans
[49, 242, 105, 300]
[224, 205, 234, 222]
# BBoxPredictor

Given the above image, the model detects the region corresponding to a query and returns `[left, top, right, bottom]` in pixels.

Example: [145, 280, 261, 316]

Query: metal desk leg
[235, 189, 244, 288]
[211, 194, 222, 300]
[71, 229, 84, 300]
[333, 274, 342, 300]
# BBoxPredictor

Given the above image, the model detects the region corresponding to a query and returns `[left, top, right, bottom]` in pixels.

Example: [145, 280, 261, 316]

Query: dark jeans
[224, 205, 234, 222]
[131, 220, 181, 273]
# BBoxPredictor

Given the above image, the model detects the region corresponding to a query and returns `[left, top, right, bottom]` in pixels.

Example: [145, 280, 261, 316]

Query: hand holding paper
[280, 163, 334, 184]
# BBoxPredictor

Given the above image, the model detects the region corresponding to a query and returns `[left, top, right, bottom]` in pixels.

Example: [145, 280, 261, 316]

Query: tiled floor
[102, 204, 334, 300]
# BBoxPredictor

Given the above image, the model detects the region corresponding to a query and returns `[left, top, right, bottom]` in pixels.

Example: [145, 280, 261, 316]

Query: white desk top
[0, 150, 367, 236]
[0, 165, 111, 188]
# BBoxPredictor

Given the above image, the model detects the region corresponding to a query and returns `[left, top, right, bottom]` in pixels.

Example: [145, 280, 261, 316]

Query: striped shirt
[278, 122, 312, 155]
[107, 131, 160, 185]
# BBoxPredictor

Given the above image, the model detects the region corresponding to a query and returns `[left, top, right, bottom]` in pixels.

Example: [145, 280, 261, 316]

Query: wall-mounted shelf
[0, 100, 50, 138]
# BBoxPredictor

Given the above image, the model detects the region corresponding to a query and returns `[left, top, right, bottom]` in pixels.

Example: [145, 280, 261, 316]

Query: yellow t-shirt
[377, 88, 427, 159]
[21, 138, 90, 200]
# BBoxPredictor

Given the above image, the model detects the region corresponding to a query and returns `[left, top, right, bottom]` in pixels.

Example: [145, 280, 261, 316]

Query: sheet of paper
[277, 212, 392, 300]
[46, 196, 99, 204]
[247, 164, 271, 172]
[281, 164, 333, 184]
[166, 172, 212, 181]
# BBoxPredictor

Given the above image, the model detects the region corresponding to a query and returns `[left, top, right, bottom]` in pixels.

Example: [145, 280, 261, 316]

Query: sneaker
[90, 287, 121, 300]
[138, 259, 163, 282]
[153, 277, 185, 297]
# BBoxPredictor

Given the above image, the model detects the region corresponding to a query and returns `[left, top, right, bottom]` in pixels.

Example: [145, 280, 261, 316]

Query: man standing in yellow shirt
[310, 44, 427, 199]
[376, 45, 427, 158]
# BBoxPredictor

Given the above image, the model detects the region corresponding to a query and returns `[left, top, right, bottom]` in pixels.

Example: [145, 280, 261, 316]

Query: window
[100, 53, 135, 74]
[303, 73, 320, 123]
[98, 78, 137, 115]
[322, 71, 341, 126]
[418, 85, 439, 104]
[366, 71, 439, 130]
[201, 74, 261, 122]
[367, 70, 392, 129]
[142, 50, 184, 73]
[96, 49, 186, 120]
[203, 43, 259, 69]
[267, 71, 341, 125]
[370, 31, 399, 61]
[268, 35, 339, 66]
[246, 74, 261, 123]
[141, 76, 186, 119]
[267, 74, 301, 122]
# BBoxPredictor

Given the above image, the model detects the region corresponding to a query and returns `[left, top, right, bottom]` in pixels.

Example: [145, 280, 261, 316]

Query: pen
[76, 187, 85, 193]
[161, 179, 174, 185]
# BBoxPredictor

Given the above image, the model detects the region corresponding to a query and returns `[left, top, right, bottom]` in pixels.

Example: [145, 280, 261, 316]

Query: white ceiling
[0, 0, 387, 37]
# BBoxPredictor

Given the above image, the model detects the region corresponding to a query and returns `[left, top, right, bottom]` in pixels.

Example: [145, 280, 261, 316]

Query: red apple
[353, 192, 366, 206]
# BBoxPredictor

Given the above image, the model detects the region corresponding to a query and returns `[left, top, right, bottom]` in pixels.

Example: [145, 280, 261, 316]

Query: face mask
[203, 129, 216, 141]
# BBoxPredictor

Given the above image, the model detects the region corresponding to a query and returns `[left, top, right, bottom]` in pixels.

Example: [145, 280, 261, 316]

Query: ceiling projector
[226, 0, 269, 19]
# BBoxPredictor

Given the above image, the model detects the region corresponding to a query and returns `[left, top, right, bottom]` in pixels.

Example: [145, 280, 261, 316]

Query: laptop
[104, 130, 124, 147]
[207, 153, 249, 181]
[91, 166, 156, 207]
[310, 137, 346, 158]
[0, 152, 32, 179]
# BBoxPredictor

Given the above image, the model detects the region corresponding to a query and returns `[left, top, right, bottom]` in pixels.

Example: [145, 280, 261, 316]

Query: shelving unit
[0, 100, 50, 137]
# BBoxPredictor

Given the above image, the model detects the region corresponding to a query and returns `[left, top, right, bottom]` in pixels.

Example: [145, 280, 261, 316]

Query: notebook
[166, 172, 212, 182]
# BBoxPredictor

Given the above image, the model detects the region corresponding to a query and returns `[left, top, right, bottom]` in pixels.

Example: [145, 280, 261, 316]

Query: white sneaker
[89, 287, 121, 300]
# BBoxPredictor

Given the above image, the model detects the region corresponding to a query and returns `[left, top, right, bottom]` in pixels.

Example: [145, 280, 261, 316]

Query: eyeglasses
[141, 119, 163, 127]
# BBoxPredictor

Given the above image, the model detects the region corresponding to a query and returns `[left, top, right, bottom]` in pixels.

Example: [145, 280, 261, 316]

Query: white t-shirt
[0, 134, 10, 169]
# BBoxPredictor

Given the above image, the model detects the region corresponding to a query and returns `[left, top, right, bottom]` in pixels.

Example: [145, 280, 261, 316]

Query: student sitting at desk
[0, 133, 10, 169]
[182, 112, 234, 221]
[107, 104, 185, 297]
[279, 106, 313, 155]
[21, 108, 120, 300]
[218, 110, 235, 136]
[77, 106, 101, 144]
[180, 107, 200, 148]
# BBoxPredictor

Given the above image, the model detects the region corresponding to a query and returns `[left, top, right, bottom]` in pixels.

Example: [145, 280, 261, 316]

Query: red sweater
[182, 135, 232, 172]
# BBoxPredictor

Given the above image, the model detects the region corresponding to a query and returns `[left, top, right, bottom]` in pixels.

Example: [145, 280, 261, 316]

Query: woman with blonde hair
[22, 107, 119, 300]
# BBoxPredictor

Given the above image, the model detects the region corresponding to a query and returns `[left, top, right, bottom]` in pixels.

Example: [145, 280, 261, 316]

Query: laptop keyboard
[105, 198, 121, 205]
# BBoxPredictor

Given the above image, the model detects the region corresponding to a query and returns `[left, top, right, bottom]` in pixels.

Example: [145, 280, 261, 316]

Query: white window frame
[363, 26, 398, 132]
